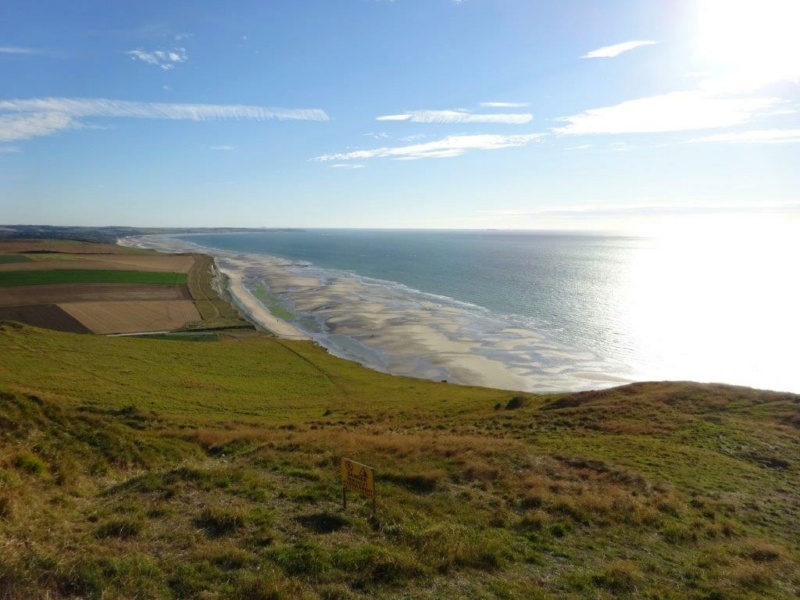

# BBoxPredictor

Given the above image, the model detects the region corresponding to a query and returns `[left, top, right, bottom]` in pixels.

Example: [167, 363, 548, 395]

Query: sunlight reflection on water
[618, 226, 799, 391]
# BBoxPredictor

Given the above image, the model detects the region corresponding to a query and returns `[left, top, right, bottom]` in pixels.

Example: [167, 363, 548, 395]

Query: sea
[163, 229, 799, 394]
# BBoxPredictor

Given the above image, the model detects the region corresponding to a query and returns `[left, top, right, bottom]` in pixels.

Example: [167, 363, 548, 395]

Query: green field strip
[0, 269, 187, 287]
[0, 254, 33, 264]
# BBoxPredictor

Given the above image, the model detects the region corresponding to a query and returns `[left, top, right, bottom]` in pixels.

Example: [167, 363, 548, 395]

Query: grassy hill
[1, 322, 798, 599]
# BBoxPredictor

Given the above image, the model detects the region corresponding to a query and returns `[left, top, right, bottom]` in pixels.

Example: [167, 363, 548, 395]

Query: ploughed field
[0, 240, 249, 334]
[1, 325, 799, 598]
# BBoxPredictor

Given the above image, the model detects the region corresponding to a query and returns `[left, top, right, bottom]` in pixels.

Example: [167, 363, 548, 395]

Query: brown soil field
[0, 284, 191, 308]
[0, 240, 133, 254]
[58, 300, 201, 333]
[0, 304, 90, 333]
[1, 254, 196, 273]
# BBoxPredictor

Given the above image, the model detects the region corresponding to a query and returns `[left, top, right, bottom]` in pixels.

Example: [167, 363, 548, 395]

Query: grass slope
[1, 322, 799, 599]
[0, 270, 187, 287]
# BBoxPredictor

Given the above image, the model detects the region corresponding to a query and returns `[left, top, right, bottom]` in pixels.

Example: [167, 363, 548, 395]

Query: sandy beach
[220, 264, 309, 340]
[119, 234, 628, 392]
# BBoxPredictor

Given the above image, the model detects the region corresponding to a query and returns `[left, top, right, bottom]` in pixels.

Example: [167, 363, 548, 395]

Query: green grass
[135, 332, 220, 342]
[0, 254, 33, 264]
[0, 269, 187, 287]
[1, 322, 799, 599]
[184, 253, 252, 329]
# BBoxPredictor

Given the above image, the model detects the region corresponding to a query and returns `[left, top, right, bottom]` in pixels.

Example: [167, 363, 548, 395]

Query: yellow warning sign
[341, 457, 375, 500]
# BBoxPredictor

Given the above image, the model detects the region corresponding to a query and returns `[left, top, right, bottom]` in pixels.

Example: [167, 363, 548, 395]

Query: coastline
[119, 234, 628, 392]
[118, 235, 305, 340]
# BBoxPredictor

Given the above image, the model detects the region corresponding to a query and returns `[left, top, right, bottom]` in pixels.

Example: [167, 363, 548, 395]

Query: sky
[1, 0, 799, 231]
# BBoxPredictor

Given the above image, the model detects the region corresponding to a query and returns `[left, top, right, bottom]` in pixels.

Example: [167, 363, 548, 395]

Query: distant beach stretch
[120, 229, 800, 394]
[120, 233, 628, 392]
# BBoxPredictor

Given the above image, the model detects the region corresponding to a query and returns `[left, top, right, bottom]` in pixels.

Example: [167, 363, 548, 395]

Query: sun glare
[695, 0, 800, 89]
[620, 217, 800, 391]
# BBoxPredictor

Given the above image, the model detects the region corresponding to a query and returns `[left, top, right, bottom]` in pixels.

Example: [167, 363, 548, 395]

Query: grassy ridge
[184, 253, 252, 330]
[0, 269, 187, 287]
[1, 322, 799, 599]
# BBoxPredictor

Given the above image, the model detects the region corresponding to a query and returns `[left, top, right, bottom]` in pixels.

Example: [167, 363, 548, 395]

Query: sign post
[340, 457, 376, 515]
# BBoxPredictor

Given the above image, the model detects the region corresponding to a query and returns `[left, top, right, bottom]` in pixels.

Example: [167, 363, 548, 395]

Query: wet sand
[119, 234, 629, 392]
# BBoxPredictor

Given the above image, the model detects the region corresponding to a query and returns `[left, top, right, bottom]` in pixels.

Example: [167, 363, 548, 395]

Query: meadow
[1, 322, 798, 599]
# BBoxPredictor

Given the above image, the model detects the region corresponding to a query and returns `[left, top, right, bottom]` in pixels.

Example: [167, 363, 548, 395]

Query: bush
[505, 396, 525, 410]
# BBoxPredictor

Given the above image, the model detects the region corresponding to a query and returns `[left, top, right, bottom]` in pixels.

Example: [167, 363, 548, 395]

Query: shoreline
[118, 234, 629, 393]
[217, 260, 309, 341]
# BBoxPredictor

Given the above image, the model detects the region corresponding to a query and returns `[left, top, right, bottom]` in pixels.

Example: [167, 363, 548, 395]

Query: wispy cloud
[582, 40, 658, 59]
[315, 133, 544, 162]
[0, 46, 41, 55]
[0, 97, 329, 142]
[376, 109, 532, 124]
[555, 91, 781, 135]
[480, 101, 529, 108]
[0, 112, 77, 142]
[0, 97, 329, 121]
[126, 47, 188, 70]
[0, 145, 21, 153]
[691, 129, 800, 144]
[329, 163, 365, 169]
[209, 145, 235, 151]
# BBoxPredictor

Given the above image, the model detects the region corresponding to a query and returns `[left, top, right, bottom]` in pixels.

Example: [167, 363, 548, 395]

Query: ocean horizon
[127, 229, 799, 394]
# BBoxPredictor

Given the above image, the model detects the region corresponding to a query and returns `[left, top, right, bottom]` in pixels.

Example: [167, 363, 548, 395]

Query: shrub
[505, 396, 526, 410]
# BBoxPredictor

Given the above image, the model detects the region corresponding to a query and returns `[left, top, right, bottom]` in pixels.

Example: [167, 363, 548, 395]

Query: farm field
[0, 323, 798, 599]
[0, 254, 33, 265]
[0, 269, 187, 287]
[0, 304, 90, 333]
[0, 254, 196, 273]
[0, 240, 248, 333]
[59, 300, 202, 334]
[0, 239, 149, 254]
[0, 284, 191, 307]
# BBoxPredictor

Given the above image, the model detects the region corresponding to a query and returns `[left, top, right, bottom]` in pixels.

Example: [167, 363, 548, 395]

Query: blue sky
[1, 0, 798, 231]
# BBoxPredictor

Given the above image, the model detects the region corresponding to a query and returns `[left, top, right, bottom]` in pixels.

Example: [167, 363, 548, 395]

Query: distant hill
[0, 225, 303, 245]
